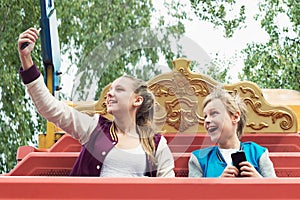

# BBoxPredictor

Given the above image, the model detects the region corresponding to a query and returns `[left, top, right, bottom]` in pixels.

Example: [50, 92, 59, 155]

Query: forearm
[21, 66, 98, 144]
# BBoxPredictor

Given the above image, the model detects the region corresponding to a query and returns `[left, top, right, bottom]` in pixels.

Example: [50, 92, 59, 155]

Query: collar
[216, 142, 244, 162]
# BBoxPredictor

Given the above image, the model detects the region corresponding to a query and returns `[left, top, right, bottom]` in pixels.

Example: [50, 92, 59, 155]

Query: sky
[152, 0, 269, 82]
[61, 1, 270, 98]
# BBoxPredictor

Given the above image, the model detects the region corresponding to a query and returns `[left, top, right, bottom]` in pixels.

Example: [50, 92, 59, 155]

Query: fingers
[18, 27, 40, 70]
[18, 27, 40, 52]
[221, 162, 262, 178]
[239, 161, 262, 178]
[221, 166, 239, 178]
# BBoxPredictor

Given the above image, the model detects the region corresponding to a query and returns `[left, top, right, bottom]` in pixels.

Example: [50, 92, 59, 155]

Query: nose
[204, 115, 211, 124]
[107, 90, 114, 98]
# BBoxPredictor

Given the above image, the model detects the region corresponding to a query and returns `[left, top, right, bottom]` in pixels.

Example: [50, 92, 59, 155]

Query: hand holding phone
[21, 42, 30, 50]
[231, 151, 247, 175]
[20, 28, 41, 50]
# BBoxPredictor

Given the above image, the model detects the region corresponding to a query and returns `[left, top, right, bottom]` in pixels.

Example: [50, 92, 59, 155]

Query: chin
[106, 109, 113, 115]
[209, 134, 220, 144]
[210, 137, 218, 143]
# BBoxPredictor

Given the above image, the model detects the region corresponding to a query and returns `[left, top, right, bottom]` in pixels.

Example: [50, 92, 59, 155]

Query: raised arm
[18, 28, 98, 144]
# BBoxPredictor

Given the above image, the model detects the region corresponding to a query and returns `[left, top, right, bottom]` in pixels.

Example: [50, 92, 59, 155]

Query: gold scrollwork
[244, 97, 293, 130]
[148, 82, 174, 97]
[190, 79, 214, 97]
[149, 74, 214, 98]
[246, 122, 269, 130]
[164, 98, 203, 132]
[272, 111, 294, 130]
[239, 86, 260, 99]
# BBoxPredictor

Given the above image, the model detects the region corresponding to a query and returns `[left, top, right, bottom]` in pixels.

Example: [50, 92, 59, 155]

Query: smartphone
[231, 151, 247, 172]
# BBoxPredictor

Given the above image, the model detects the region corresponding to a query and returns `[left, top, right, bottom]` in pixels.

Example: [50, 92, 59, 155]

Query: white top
[219, 148, 239, 166]
[100, 144, 147, 177]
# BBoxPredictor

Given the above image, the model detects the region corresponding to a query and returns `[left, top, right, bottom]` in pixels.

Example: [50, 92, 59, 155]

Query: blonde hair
[202, 86, 248, 139]
[122, 75, 156, 162]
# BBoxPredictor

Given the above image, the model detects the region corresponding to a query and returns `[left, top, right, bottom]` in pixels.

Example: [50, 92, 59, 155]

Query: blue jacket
[191, 142, 266, 177]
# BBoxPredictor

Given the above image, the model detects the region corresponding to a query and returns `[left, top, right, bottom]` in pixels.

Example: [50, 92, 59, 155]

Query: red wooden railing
[16, 133, 300, 163]
[5, 151, 300, 177]
[0, 177, 300, 199]
[2, 132, 300, 199]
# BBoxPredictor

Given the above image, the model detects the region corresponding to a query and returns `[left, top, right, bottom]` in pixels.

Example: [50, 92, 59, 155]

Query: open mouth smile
[207, 126, 218, 134]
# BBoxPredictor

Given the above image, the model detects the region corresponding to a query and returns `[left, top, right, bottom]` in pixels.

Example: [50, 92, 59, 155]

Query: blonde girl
[18, 27, 174, 177]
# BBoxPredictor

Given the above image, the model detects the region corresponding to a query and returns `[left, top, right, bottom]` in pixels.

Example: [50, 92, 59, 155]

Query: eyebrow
[204, 106, 216, 111]
[110, 83, 127, 90]
[203, 107, 218, 114]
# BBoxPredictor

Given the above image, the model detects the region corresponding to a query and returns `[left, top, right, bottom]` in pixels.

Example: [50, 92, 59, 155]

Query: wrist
[19, 63, 41, 84]
[20, 54, 33, 70]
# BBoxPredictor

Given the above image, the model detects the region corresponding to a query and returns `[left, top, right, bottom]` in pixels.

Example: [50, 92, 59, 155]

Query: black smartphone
[231, 151, 247, 172]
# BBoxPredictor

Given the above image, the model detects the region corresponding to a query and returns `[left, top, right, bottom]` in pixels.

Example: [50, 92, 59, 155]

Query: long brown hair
[123, 75, 156, 162]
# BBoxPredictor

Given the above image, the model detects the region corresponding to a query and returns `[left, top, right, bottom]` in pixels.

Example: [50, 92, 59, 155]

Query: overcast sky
[152, 0, 270, 82]
[61, 1, 271, 99]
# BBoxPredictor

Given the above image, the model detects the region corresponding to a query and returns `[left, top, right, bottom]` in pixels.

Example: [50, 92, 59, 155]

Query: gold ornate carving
[190, 79, 214, 97]
[163, 98, 203, 132]
[82, 57, 297, 134]
[247, 122, 269, 130]
[148, 73, 214, 98]
[272, 111, 294, 130]
[239, 86, 260, 99]
[244, 97, 294, 130]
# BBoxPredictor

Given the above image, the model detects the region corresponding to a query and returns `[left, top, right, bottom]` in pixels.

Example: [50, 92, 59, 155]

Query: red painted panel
[0, 177, 300, 200]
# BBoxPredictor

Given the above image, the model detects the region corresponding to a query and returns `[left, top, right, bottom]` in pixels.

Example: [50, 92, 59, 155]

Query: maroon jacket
[70, 115, 161, 177]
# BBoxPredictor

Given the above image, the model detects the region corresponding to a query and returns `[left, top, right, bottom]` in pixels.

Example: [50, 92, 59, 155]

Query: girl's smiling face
[106, 77, 139, 116]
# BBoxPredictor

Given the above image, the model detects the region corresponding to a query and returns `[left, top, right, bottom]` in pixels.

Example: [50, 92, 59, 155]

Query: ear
[133, 96, 143, 107]
[232, 111, 241, 124]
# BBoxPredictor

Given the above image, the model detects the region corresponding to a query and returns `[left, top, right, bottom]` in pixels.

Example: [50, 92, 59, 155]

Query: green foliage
[206, 54, 233, 83]
[0, 0, 45, 173]
[190, 0, 246, 37]
[59, 1, 187, 101]
[241, 39, 300, 90]
[0, 0, 187, 173]
[240, 0, 300, 90]
[190, 0, 299, 91]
